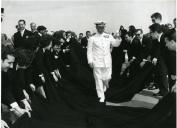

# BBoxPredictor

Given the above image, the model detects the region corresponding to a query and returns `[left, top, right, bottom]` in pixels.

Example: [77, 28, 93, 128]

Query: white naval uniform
[87, 32, 121, 102]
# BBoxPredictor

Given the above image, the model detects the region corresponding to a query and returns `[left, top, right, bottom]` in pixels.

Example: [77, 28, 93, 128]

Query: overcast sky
[2, 0, 176, 36]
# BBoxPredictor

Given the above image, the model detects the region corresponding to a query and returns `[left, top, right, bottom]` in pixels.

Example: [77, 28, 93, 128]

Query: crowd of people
[1, 7, 176, 128]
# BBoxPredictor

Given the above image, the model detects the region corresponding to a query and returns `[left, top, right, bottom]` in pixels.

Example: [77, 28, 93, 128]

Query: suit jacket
[32, 48, 48, 76]
[150, 34, 168, 75]
[127, 37, 142, 62]
[13, 29, 38, 50]
[150, 34, 167, 60]
[1, 71, 25, 107]
[87, 33, 120, 68]
[81, 37, 88, 48]
[46, 50, 63, 72]
[139, 35, 153, 61]
[166, 50, 176, 75]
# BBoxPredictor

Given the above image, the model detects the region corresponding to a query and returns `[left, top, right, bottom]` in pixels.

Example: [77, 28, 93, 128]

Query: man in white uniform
[87, 21, 122, 102]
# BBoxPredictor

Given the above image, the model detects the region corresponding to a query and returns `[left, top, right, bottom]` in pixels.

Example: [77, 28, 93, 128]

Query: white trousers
[93, 67, 112, 102]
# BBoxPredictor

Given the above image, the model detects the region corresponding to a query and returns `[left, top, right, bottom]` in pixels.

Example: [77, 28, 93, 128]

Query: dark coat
[1, 71, 25, 107]
[13, 29, 38, 50]
[81, 37, 88, 48]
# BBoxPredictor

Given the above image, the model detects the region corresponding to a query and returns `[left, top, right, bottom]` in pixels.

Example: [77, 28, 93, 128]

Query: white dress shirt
[20, 29, 25, 37]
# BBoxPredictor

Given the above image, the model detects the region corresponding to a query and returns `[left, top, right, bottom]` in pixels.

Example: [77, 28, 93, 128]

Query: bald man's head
[30, 22, 37, 32]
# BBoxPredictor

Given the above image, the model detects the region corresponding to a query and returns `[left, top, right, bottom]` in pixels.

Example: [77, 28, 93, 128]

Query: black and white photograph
[1, 0, 176, 128]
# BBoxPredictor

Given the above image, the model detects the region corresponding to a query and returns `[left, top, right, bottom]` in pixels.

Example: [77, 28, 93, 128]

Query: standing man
[81, 31, 91, 48]
[149, 23, 169, 96]
[13, 19, 37, 50]
[135, 29, 152, 68]
[78, 33, 83, 43]
[30, 22, 37, 34]
[87, 21, 122, 102]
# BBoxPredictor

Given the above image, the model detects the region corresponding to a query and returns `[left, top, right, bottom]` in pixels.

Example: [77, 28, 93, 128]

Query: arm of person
[1, 120, 9, 128]
[21, 98, 32, 111]
[35, 49, 47, 82]
[110, 34, 122, 47]
[87, 37, 94, 67]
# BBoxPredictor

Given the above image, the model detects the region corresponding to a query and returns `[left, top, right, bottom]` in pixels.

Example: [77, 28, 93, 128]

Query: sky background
[1, 0, 176, 37]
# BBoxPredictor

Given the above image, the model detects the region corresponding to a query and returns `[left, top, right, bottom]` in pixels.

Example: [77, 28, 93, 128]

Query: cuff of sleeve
[21, 98, 27, 103]
[39, 74, 44, 77]
[51, 72, 55, 75]
[10, 102, 19, 108]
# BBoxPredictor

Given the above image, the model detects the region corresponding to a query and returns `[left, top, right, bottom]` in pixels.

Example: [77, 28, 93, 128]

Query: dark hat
[37, 25, 47, 32]
[94, 21, 106, 27]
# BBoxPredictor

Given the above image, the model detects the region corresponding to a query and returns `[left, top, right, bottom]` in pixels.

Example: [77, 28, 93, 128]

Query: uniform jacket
[87, 32, 121, 68]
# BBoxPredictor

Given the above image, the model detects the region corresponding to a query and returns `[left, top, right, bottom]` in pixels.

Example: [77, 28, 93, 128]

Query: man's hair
[14, 48, 34, 67]
[136, 29, 143, 34]
[66, 31, 72, 36]
[164, 29, 176, 42]
[53, 30, 65, 40]
[30, 22, 36, 26]
[129, 25, 136, 36]
[1, 45, 15, 60]
[40, 34, 53, 48]
[37, 25, 47, 32]
[18, 19, 26, 25]
[125, 31, 134, 37]
[151, 12, 162, 20]
[149, 23, 162, 33]
[79, 33, 83, 35]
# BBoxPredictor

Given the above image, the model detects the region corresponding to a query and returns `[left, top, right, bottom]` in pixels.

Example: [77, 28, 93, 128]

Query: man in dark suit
[149, 23, 169, 96]
[81, 31, 91, 49]
[164, 29, 176, 90]
[135, 29, 152, 68]
[124, 31, 142, 77]
[78, 33, 83, 43]
[13, 19, 38, 51]
[1, 45, 31, 119]
[32, 34, 53, 99]
[151, 12, 168, 33]
[124, 31, 142, 62]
